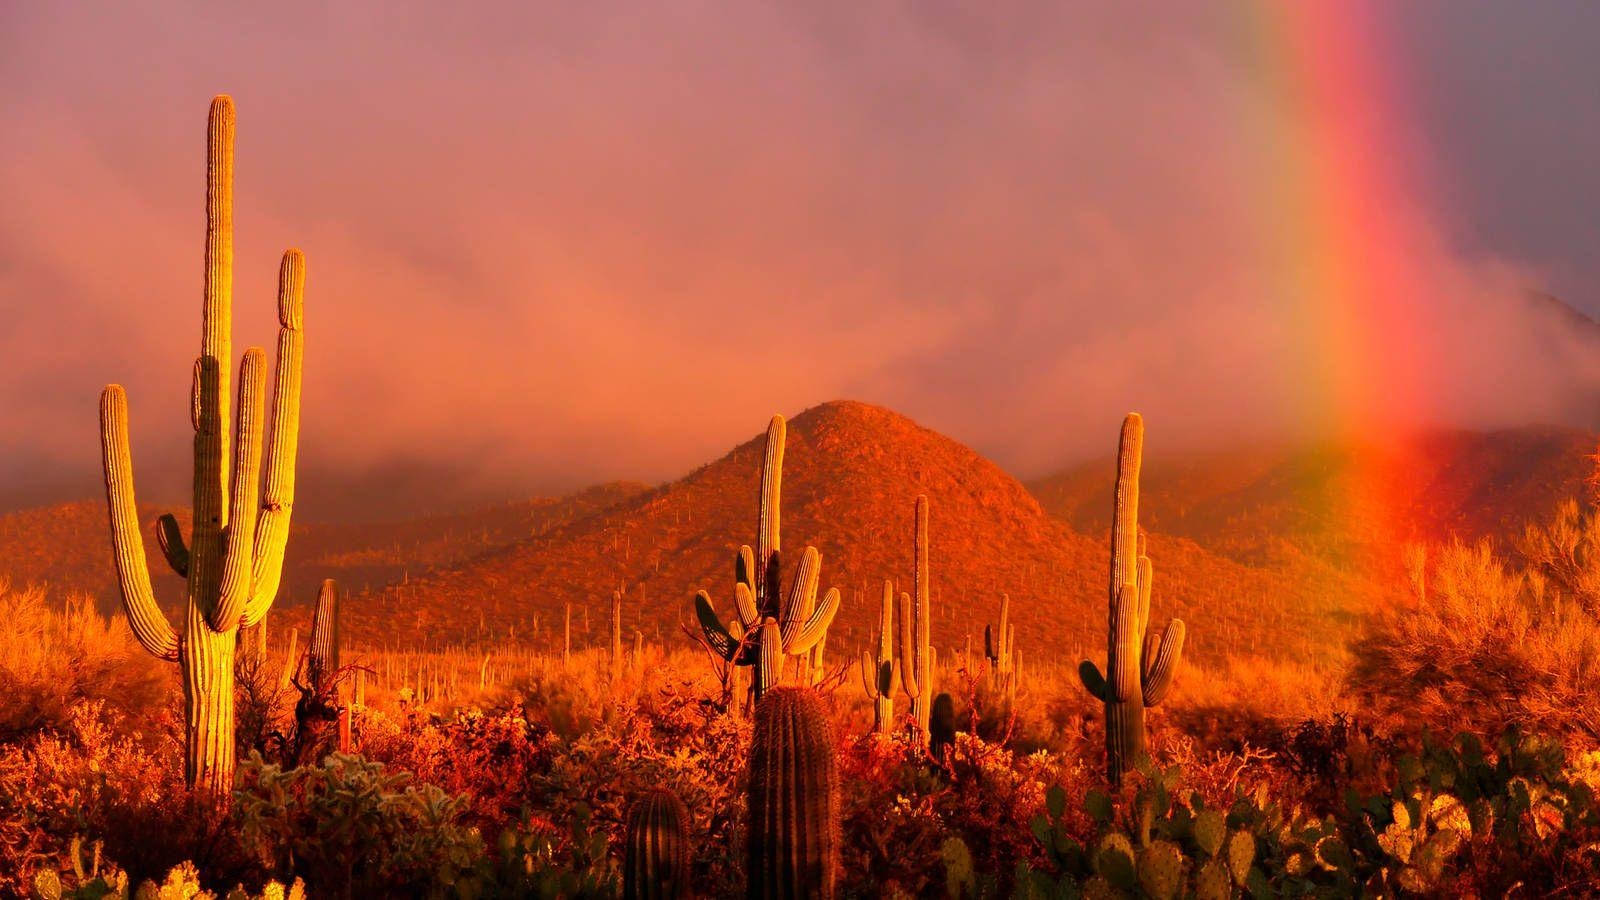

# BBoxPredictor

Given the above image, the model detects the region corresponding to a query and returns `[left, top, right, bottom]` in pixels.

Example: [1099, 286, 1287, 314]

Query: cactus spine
[1077, 414, 1187, 784]
[623, 789, 693, 900]
[695, 416, 840, 704]
[859, 581, 898, 735]
[747, 687, 839, 899]
[895, 495, 935, 741]
[98, 96, 305, 801]
[984, 595, 1018, 705]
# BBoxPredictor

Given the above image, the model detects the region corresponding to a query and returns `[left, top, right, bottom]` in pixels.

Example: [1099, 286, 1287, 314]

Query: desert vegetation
[6, 95, 1600, 899]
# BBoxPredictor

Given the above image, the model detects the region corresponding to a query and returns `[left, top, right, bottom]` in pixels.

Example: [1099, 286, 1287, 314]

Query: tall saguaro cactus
[895, 495, 935, 741]
[1077, 414, 1186, 784]
[695, 416, 840, 704]
[98, 96, 306, 800]
[859, 580, 898, 735]
[747, 687, 839, 900]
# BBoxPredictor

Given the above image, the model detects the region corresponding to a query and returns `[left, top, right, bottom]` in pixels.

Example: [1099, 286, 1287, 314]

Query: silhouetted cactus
[929, 692, 956, 765]
[696, 416, 840, 704]
[859, 580, 898, 735]
[99, 95, 306, 800]
[895, 495, 935, 742]
[747, 686, 839, 899]
[1078, 414, 1187, 784]
[624, 789, 693, 900]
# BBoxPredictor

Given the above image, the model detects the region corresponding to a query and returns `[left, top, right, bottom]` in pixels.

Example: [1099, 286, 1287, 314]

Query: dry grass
[0, 579, 172, 739]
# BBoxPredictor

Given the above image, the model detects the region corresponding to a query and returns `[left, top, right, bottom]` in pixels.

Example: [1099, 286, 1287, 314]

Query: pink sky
[3, 2, 1598, 518]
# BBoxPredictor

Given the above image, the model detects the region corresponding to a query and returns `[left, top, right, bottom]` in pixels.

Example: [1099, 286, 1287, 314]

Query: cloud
[1, 2, 1594, 518]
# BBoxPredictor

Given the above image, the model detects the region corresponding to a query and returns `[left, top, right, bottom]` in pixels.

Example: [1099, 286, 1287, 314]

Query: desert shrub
[1519, 498, 1600, 616]
[234, 751, 487, 897]
[1350, 540, 1600, 742]
[0, 582, 171, 739]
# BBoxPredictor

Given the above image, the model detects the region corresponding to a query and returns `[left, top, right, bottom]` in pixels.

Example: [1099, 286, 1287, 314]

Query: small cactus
[859, 581, 898, 735]
[747, 687, 839, 899]
[696, 416, 840, 704]
[612, 588, 625, 684]
[624, 788, 693, 900]
[1078, 414, 1186, 784]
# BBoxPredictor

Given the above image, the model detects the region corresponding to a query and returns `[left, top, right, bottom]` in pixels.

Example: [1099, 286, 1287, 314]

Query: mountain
[353, 401, 1347, 666]
[0, 482, 648, 611]
[1027, 426, 1597, 567]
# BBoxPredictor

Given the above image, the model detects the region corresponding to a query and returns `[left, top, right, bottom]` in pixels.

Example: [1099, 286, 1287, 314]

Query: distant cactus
[624, 789, 693, 900]
[929, 692, 956, 765]
[308, 579, 340, 696]
[1078, 414, 1187, 784]
[695, 416, 840, 704]
[984, 594, 1019, 705]
[98, 96, 306, 801]
[859, 581, 898, 735]
[612, 588, 625, 683]
[895, 495, 936, 742]
[747, 687, 839, 899]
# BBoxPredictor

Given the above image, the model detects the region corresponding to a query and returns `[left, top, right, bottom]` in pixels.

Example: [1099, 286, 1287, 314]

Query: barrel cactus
[624, 789, 693, 900]
[695, 416, 840, 703]
[1077, 414, 1186, 784]
[98, 95, 306, 801]
[747, 686, 839, 899]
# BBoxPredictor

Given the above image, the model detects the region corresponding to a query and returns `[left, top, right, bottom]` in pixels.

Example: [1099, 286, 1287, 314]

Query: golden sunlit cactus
[895, 495, 935, 742]
[859, 580, 898, 735]
[98, 95, 306, 802]
[984, 594, 1019, 705]
[695, 415, 840, 705]
[1077, 414, 1186, 784]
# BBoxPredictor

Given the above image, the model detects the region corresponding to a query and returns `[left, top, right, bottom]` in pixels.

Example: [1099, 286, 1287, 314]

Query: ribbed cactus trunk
[623, 789, 693, 900]
[98, 96, 305, 804]
[747, 687, 838, 900]
[1078, 415, 1186, 785]
[859, 581, 897, 735]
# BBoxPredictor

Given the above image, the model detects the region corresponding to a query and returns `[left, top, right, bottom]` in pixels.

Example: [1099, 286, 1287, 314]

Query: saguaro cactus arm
[99, 387, 180, 662]
[157, 513, 190, 578]
[694, 591, 742, 661]
[1142, 619, 1186, 707]
[210, 347, 266, 632]
[242, 249, 306, 627]
[895, 591, 921, 699]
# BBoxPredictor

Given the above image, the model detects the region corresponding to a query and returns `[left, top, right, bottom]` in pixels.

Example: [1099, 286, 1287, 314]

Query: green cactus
[1077, 414, 1186, 785]
[1137, 840, 1184, 900]
[623, 788, 692, 900]
[747, 686, 839, 899]
[99, 96, 306, 801]
[984, 594, 1019, 705]
[859, 580, 898, 735]
[695, 416, 840, 704]
[895, 495, 936, 742]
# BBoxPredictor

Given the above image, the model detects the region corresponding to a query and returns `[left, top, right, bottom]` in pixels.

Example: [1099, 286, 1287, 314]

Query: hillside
[0, 482, 648, 611]
[354, 401, 1353, 666]
[1026, 425, 1597, 567]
